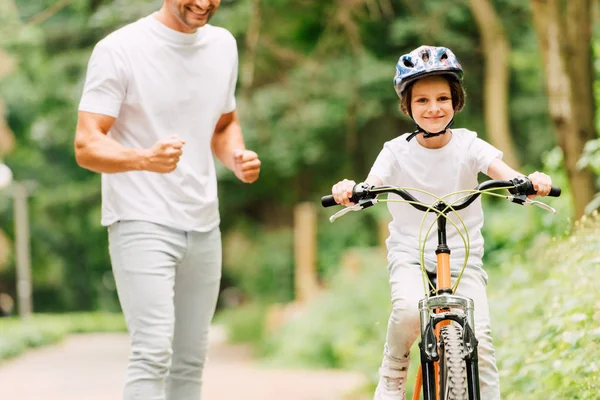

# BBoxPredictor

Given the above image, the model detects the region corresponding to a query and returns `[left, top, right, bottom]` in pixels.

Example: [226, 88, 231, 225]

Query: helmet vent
[440, 52, 448, 60]
[420, 50, 430, 62]
[403, 59, 415, 68]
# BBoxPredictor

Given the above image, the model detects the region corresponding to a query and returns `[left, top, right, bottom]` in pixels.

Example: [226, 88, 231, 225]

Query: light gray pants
[108, 220, 222, 400]
[383, 253, 500, 400]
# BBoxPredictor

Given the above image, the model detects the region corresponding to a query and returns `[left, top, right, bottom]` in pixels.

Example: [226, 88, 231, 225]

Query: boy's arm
[365, 175, 383, 186]
[486, 158, 552, 197]
[485, 158, 521, 181]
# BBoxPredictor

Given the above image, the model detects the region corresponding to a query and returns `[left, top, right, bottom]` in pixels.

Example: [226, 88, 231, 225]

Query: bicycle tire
[439, 324, 468, 400]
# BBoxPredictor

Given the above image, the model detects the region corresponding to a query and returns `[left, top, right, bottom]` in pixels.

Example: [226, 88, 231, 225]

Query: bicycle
[321, 176, 561, 400]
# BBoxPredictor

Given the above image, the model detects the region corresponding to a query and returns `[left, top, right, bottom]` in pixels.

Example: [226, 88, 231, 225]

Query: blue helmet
[393, 46, 463, 98]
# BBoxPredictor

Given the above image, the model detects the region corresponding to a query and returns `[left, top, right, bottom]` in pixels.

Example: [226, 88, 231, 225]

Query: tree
[0, 52, 16, 157]
[0, 0, 18, 274]
[468, 0, 520, 169]
[0, 0, 18, 156]
[530, 0, 597, 218]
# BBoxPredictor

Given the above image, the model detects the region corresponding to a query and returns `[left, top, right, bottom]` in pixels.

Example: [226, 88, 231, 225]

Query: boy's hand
[527, 171, 552, 197]
[332, 179, 356, 206]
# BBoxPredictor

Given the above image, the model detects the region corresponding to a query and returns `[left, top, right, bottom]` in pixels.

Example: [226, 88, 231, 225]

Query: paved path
[0, 329, 366, 400]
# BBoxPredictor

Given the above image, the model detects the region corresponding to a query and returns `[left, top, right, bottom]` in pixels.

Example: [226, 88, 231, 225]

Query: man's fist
[232, 149, 261, 183]
[142, 135, 185, 173]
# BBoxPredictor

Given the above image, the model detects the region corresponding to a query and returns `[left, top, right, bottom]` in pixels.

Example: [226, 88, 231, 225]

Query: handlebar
[321, 177, 561, 213]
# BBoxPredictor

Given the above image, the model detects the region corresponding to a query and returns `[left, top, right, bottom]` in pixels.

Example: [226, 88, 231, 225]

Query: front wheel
[438, 324, 468, 400]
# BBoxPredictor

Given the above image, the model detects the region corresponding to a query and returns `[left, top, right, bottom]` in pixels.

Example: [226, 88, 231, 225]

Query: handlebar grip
[515, 177, 562, 197]
[321, 195, 339, 208]
[549, 186, 561, 197]
[526, 184, 562, 197]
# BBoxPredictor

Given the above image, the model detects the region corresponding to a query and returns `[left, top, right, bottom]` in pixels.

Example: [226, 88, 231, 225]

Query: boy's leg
[385, 262, 424, 361]
[166, 228, 222, 400]
[108, 221, 187, 400]
[375, 258, 424, 399]
[453, 266, 501, 400]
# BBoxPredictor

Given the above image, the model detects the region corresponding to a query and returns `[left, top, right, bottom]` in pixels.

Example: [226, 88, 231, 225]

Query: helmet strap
[406, 118, 455, 142]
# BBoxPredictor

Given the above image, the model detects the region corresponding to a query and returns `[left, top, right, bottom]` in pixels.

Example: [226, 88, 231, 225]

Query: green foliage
[491, 214, 600, 399]
[578, 139, 600, 214]
[214, 302, 267, 347]
[0, 312, 126, 363]
[578, 139, 600, 177]
[0, 0, 591, 313]
[317, 206, 380, 279]
[261, 248, 389, 375]
[223, 223, 294, 303]
[482, 146, 573, 265]
[220, 206, 380, 304]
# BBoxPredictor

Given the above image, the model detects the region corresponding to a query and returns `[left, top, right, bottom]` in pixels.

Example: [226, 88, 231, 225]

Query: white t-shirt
[369, 128, 502, 270]
[79, 15, 238, 231]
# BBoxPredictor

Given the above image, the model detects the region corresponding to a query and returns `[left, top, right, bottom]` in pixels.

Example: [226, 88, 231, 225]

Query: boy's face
[165, 0, 221, 32]
[410, 76, 454, 133]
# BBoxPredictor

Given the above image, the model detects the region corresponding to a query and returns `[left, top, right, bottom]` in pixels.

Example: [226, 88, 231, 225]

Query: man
[74, 1, 260, 399]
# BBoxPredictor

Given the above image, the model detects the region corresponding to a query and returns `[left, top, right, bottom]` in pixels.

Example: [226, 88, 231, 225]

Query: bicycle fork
[417, 295, 481, 400]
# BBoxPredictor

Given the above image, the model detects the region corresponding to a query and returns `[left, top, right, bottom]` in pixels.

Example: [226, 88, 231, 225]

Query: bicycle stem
[434, 201, 453, 295]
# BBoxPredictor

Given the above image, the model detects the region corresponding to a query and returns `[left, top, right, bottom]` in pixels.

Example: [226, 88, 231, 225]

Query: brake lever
[329, 199, 378, 222]
[524, 198, 557, 214]
[507, 195, 556, 214]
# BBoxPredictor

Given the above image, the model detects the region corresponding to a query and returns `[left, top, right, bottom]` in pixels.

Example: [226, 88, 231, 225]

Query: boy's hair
[400, 74, 466, 117]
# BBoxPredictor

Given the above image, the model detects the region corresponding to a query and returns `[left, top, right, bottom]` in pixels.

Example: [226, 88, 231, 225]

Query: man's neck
[154, 7, 197, 34]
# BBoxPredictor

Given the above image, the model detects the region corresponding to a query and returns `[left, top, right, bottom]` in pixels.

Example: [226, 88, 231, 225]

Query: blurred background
[0, 0, 599, 399]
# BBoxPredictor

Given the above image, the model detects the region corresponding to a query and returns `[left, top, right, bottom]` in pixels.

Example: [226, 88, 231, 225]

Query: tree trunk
[531, 0, 596, 219]
[0, 97, 15, 156]
[0, 0, 18, 156]
[0, 0, 19, 273]
[468, 0, 520, 170]
[0, 0, 19, 23]
[0, 50, 16, 156]
[241, 0, 261, 98]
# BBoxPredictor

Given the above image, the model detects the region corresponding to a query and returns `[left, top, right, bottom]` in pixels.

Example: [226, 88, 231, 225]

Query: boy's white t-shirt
[369, 128, 502, 270]
[79, 15, 238, 231]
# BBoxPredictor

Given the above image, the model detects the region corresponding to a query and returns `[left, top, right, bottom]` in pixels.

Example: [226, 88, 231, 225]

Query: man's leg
[166, 228, 222, 400]
[109, 221, 187, 400]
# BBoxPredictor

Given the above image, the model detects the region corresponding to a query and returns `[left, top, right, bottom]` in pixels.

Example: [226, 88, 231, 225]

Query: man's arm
[211, 110, 260, 183]
[211, 110, 244, 171]
[75, 111, 145, 173]
[74, 111, 184, 174]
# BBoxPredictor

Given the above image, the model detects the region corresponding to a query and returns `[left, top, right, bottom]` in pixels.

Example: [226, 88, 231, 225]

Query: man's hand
[232, 149, 261, 183]
[142, 135, 185, 173]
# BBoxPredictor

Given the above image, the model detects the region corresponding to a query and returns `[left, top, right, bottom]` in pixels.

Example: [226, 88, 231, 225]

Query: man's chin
[186, 10, 213, 24]
[180, 19, 206, 31]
